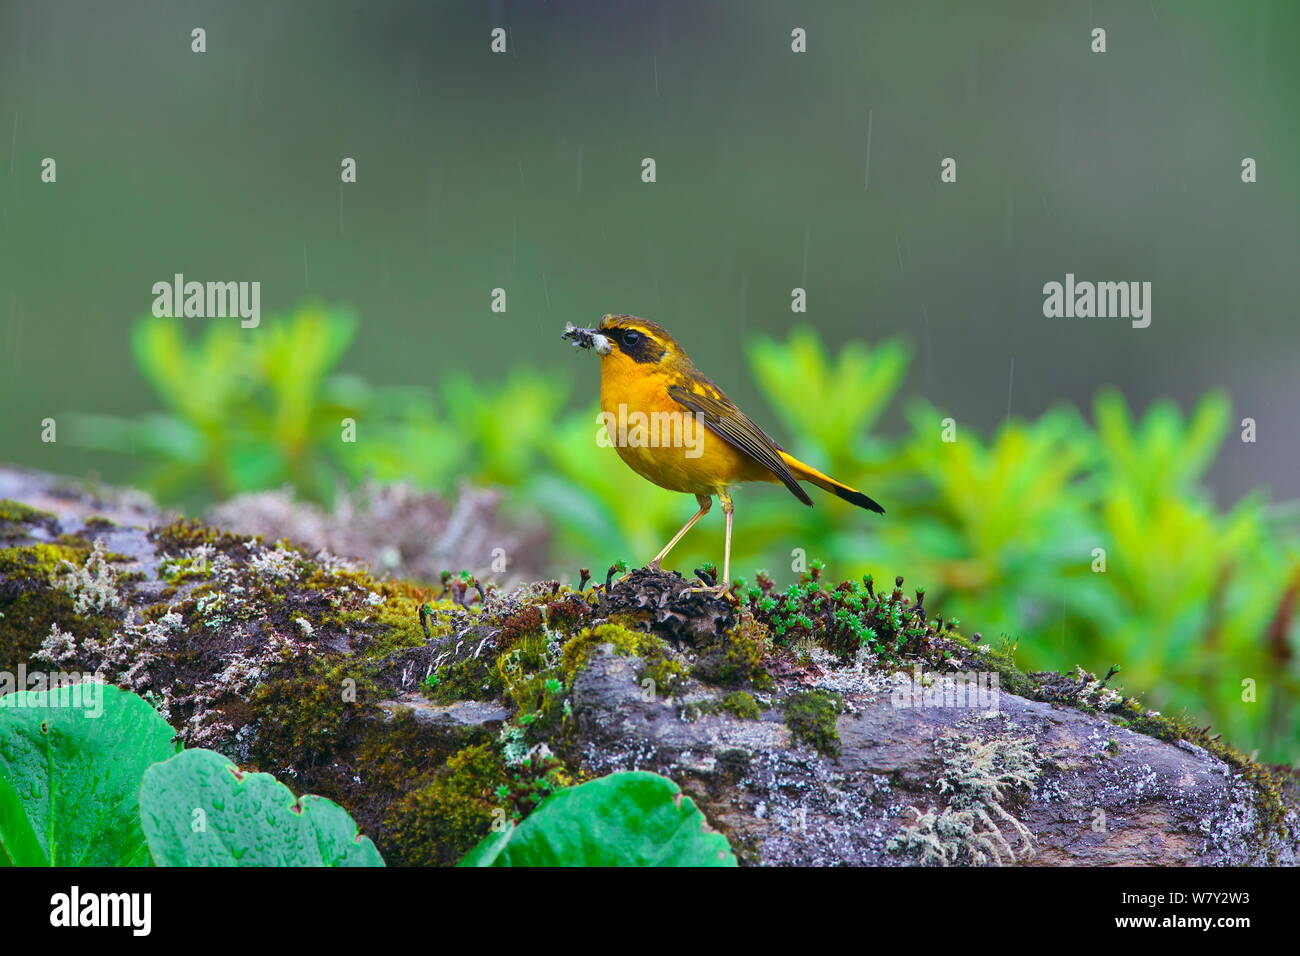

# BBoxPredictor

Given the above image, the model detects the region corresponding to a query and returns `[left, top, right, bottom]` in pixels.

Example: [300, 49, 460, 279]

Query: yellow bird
[563, 314, 883, 589]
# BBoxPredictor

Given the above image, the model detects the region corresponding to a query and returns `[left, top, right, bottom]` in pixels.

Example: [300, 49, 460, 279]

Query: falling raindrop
[1005, 356, 1015, 426]
[863, 109, 873, 190]
[920, 302, 934, 388]
[801, 225, 811, 288]
[1004, 187, 1016, 247]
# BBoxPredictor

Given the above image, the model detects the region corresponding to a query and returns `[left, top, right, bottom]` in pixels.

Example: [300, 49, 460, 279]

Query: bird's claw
[685, 583, 738, 603]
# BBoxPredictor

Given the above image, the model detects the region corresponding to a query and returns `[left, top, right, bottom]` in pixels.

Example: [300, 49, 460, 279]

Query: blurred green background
[0, 1, 1297, 760]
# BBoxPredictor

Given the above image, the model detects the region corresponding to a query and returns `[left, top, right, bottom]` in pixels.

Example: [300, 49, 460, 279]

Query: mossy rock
[0, 542, 98, 670]
[0, 499, 57, 543]
[383, 744, 510, 866]
[784, 690, 843, 758]
[0, 483, 1295, 867]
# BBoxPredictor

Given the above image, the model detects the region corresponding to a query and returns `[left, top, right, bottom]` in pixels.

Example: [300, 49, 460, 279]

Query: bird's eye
[622, 330, 641, 345]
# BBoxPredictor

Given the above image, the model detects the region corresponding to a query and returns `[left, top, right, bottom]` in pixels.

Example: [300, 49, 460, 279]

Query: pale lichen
[56, 540, 123, 615]
[889, 732, 1040, 866]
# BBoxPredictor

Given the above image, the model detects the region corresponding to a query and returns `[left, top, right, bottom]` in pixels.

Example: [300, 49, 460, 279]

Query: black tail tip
[832, 485, 886, 515]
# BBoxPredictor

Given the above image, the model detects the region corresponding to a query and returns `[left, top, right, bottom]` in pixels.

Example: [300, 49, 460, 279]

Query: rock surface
[1, 468, 1295, 866]
[572, 650, 1277, 865]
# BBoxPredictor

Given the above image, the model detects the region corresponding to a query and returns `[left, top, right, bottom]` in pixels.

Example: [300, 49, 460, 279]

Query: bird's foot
[684, 584, 740, 604]
[685, 567, 738, 602]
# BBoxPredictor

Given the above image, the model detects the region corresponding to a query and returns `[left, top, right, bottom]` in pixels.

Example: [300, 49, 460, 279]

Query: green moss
[0, 542, 87, 580]
[692, 616, 773, 690]
[344, 580, 446, 659]
[6, 509, 1291, 866]
[54, 533, 130, 562]
[497, 631, 565, 730]
[250, 657, 377, 765]
[426, 649, 505, 705]
[0, 499, 54, 523]
[356, 708, 489, 795]
[784, 690, 843, 759]
[151, 516, 251, 555]
[0, 591, 75, 670]
[691, 690, 765, 720]
[638, 657, 689, 698]
[0, 542, 97, 669]
[559, 622, 667, 683]
[383, 743, 509, 866]
[0, 499, 57, 541]
[718, 691, 763, 719]
[552, 621, 684, 700]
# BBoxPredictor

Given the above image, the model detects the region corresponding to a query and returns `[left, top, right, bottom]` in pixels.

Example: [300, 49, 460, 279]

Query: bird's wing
[667, 382, 814, 506]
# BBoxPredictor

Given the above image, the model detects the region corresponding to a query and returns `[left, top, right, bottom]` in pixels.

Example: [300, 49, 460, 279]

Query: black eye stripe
[609, 327, 665, 363]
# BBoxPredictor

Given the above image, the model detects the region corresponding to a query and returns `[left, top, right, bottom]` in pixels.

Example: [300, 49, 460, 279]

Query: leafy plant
[71, 306, 361, 505]
[748, 326, 909, 476]
[459, 771, 737, 867]
[439, 369, 570, 485]
[885, 402, 1097, 641]
[0, 683, 178, 866]
[0, 683, 383, 867]
[139, 749, 384, 867]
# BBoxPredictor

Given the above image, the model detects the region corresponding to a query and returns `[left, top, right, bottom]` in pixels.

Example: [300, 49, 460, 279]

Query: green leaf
[0, 683, 178, 867]
[457, 823, 514, 867]
[459, 771, 736, 867]
[139, 748, 384, 867]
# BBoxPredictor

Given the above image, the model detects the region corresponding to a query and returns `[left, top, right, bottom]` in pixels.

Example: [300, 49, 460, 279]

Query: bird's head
[562, 314, 681, 371]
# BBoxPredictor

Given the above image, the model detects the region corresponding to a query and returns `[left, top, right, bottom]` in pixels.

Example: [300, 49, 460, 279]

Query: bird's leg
[648, 494, 712, 569]
[686, 489, 735, 597]
[719, 489, 734, 588]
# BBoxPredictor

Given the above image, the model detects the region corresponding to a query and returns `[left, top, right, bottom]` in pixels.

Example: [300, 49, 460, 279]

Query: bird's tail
[779, 451, 886, 515]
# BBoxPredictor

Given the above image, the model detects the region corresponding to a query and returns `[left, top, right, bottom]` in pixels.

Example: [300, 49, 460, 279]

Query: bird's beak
[562, 323, 612, 355]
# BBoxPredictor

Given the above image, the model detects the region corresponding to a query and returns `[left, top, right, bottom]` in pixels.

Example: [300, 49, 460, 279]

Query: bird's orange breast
[599, 362, 776, 495]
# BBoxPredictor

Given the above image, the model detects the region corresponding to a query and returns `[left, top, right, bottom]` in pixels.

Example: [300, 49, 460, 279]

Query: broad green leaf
[139, 748, 384, 867]
[0, 683, 178, 866]
[457, 823, 513, 867]
[460, 771, 736, 867]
